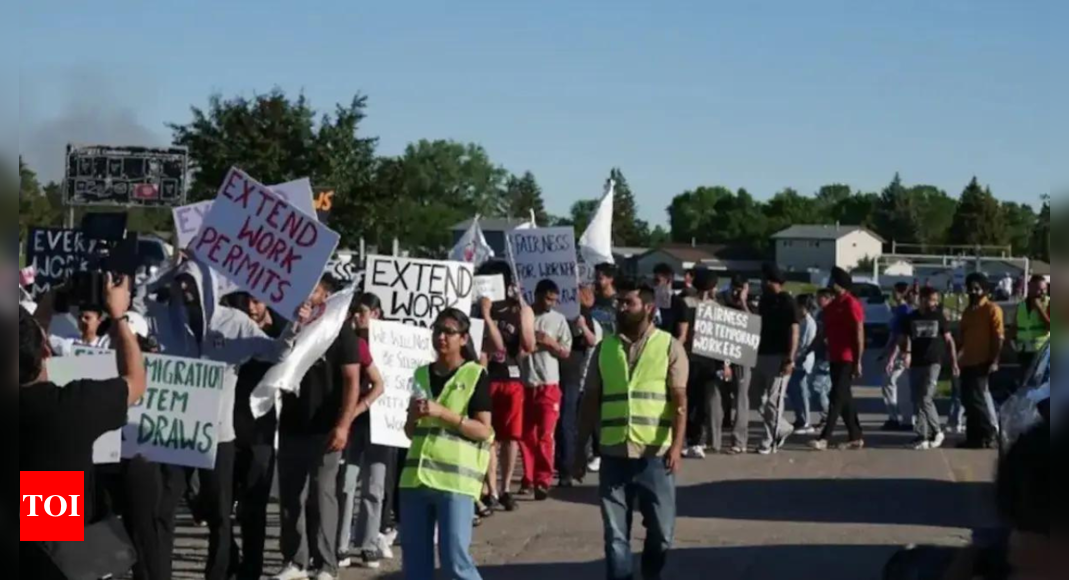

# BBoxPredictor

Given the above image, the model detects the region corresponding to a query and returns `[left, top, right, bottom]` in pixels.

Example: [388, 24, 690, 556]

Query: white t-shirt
[523, 309, 573, 387]
[48, 335, 112, 357]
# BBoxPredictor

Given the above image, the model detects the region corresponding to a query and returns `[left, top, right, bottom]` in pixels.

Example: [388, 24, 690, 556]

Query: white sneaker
[314, 572, 335, 580]
[376, 533, 395, 560]
[337, 556, 352, 569]
[272, 564, 310, 580]
[682, 446, 706, 459]
[913, 440, 932, 450]
[587, 457, 602, 473]
[931, 432, 946, 449]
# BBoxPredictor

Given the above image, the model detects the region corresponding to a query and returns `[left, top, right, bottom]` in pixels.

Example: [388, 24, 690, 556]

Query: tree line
[17, 90, 1050, 263]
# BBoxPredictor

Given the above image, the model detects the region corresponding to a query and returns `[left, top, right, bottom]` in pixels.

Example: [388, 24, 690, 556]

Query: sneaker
[724, 446, 746, 455]
[838, 439, 866, 451]
[534, 486, 550, 501]
[587, 457, 602, 473]
[338, 554, 353, 569]
[382, 527, 399, 548]
[756, 446, 774, 456]
[794, 425, 818, 436]
[931, 432, 946, 449]
[775, 425, 795, 449]
[912, 439, 932, 451]
[808, 439, 829, 451]
[314, 572, 335, 580]
[500, 493, 519, 512]
[682, 446, 706, 459]
[882, 420, 902, 432]
[358, 550, 383, 570]
[272, 564, 310, 580]
[375, 533, 395, 560]
[516, 485, 533, 497]
[482, 494, 502, 513]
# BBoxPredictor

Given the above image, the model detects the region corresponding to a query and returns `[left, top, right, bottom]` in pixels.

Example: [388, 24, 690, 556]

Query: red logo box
[20, 471, 85, 542]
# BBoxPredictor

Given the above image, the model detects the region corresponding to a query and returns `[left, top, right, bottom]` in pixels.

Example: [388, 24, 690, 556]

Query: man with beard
[1012, 275, 1050, 378]
[957, 273, 1004, 449]
[574, 280, 688, 580]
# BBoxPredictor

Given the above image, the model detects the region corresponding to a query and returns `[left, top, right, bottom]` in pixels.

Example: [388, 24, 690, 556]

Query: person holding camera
[20, 274, 148, 580]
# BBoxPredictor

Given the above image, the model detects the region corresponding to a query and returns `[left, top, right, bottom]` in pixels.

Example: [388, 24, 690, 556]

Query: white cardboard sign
[172, 179, 317, 251]
[365, 256, 476, 328]
[508, 227, 581, 319]
[473, 274, 506, 302]
[368, 319, 484, 449]
[189, 168, 340, 318]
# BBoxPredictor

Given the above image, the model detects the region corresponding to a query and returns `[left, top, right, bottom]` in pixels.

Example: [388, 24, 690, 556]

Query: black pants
[197, 441, 237, 580]
[685, 362, 713, 447]
[555, 379, 583, 482]
[820, 362, 863, 442]
[230, 443, 275, 580]
[1018, 352, 1037, 382]
[961, 366, 998, 446]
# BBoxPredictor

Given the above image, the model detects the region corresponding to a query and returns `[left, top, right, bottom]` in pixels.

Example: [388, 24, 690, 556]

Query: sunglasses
[433, 326, 464, 337]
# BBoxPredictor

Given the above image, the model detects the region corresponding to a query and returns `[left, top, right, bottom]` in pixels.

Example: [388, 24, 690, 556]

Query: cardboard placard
[368, 319, 484, 449]
[473, 274, 506, 302]
[690, 302, 763, 368]
[365, 256, 475, 328]
[189, 168, 340, 318]
[24, 228, 102, 297]
[171, 179, 316, 251]
[508, 227, 580, 319]
[69, 350, 228, 469]
[46, 356, 123, 464]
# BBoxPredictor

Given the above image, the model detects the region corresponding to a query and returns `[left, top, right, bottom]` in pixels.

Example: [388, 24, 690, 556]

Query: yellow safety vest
[400, 362, 493, 499]
[1016, 298, 1051, 354]
[598, 329, 674, 455]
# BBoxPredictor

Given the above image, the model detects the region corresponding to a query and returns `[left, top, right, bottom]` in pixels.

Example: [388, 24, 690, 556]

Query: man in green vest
[1014, 275, 1051, 378]
[574, 280, 689, 580]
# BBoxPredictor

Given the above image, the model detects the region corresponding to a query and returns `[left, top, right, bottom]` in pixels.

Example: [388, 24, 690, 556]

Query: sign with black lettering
[508, 227, 580, 319]
[24, 228, 102, 297]
[65, 144, 188, 207]
[365, 255, 475, 328]
[691, 302, 763, 368]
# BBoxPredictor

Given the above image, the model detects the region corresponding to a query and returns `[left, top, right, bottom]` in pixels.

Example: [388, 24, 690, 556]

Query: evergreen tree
[609, 168, 650, 246]
[875, 173, 921, 244]
[1032, 196, 1050, 262]
[504, 171, 548, 225]
[948, 177, 1008, 249]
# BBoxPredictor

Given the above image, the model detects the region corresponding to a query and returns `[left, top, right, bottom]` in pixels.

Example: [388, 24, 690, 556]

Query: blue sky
[17, 1, 1064, 225]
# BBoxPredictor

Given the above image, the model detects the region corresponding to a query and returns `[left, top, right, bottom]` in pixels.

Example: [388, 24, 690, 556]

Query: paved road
[173, 354, 999, 580]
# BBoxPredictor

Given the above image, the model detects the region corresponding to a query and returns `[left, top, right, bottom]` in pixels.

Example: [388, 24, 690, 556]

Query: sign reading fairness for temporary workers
[508, 227, 580, 319]
[365, 256, 475, 328]
[690, 302, 763, 369]
[368, 319, 484, 449]
[189, 168, 340, 318]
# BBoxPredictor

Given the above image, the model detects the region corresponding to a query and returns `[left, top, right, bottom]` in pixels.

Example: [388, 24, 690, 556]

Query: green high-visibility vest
[1016, 298, 1051, 354]
[400, 362, 494, 500]
[598, 329, 674, 454]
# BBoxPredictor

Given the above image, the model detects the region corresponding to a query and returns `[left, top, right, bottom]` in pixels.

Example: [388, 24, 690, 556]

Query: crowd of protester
[16, 251, 1054, 580]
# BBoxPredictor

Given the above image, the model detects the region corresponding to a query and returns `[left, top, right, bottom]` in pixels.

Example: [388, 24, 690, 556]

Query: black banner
[24, 227, 101, 297]
[65, 144, 188, 207]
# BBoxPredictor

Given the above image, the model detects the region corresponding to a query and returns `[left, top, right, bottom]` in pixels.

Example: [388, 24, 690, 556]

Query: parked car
[998, 340, 1051, 454]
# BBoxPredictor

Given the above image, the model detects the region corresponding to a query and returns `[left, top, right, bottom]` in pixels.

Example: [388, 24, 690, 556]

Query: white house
[773, 225, 885, 272]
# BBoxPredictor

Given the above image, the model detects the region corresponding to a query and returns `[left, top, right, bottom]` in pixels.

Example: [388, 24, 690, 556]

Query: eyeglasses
[433, 326, 464, 337]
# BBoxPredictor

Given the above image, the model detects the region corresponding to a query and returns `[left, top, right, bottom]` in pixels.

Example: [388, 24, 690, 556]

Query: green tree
[503, 171, 548, 225]
[667, 186, 733, 244]
[568, 199, 600, 238]
[910, 185, 957, 249]
[714, 188, 768, 247]
[830, 191, 879, 229]
[648, 225, 670, 247]
[948, 177, 1008, 249]
[1001, 201, 1037, 256]
[815, 184, 853, 212]
[18, 158, 62, 241]
[763, 188, 822, 235]
[875, 173, 921, 244]
[609, 168, 650, 246]
[1031, 196, 1050, 261]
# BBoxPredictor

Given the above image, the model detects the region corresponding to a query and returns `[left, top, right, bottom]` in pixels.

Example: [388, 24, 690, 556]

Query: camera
[56, 213, 140, 310]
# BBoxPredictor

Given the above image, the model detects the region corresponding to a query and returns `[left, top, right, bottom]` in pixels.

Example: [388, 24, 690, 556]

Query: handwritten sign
[368, 319, 484, 448]
[691, 302, 763, 368]
[365, 256, 475, 328]
[171, 179, 316, 251]
[69, 350, 227, 469]
[473, 274, 506, 302]
[46, 356, 123, 464]
[508, 227, 580, 319]
[313, 189, 334, 222]
[189, 168, 340, 318]
[24, 228, 102, 297]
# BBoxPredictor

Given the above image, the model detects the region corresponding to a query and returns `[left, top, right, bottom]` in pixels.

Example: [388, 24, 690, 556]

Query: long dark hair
[434, 308, 478, 363]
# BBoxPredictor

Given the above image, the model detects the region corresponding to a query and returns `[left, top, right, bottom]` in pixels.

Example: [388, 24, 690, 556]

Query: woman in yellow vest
[401, 308, 494, 580]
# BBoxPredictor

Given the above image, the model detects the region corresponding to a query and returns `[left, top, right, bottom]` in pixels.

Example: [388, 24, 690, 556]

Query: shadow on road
[380, 544, 904, 580]
[556, 478, 993, 529]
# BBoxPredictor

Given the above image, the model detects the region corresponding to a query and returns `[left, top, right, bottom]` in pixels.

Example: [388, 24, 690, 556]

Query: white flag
[579, 179, 615, 266]
[449, 216, 496, 267]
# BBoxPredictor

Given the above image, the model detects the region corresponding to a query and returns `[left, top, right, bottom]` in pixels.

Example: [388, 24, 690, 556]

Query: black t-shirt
[281, 324, 361, 436]
[484, 301, 523, 382]
[428, 365, 493, 419]
[234, 315, 284, 447]
[758, 291, 801, 356]
[20, 379, 128, 523]
[906, 310, 950, 367]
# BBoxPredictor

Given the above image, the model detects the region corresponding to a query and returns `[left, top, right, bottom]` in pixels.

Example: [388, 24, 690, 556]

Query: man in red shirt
[810, 267, 866, 451]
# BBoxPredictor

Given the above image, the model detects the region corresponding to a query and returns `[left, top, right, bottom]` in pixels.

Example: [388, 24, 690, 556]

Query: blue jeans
[949, 376, 998, 433]
[599, 456, 676, 580]
[810, 361, 832, 418]
[400, 488, 481, 580]
[786, 368, 812, 428]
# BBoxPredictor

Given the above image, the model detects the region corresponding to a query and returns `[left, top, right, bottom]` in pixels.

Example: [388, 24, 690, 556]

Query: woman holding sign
[401, 308, 494, 580]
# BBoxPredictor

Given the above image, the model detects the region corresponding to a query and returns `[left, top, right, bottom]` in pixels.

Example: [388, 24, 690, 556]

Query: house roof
[451, 218, 533, 232]
[643, 244, 769, 264]
[1032, 260, 1050, 276]
[772, 225, 886, 243]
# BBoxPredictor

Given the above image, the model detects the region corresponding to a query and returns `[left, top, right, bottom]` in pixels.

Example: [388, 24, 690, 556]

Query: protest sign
[46, 356, 122, 464]
[69, 350, 227, 469]
[24, 227, 102, 297]
[171, 180, 316, 251]
[473, 274, 506, 302]
[365, 256, 475, 328]
[65, 144, 188, 207]
[313, 189, 334, 222]
[690, 302, 763, 368]
[368, 319, 484, 448]
[189, 168, 340, 318]
[508, 227, 580, 319]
